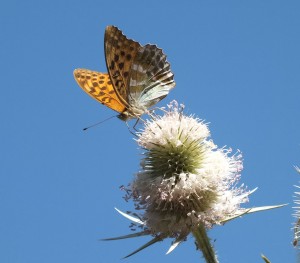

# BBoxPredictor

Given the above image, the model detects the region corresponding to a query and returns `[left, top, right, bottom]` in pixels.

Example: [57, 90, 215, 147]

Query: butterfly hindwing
[74, 69, 126, 113]
[128, 44, 175, 109]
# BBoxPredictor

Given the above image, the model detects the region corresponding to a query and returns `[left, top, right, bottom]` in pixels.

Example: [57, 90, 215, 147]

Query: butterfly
[74, 25, 175, 121]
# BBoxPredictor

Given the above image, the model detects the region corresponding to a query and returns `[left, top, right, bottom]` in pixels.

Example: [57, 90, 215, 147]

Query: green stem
[192, 224, 218, 263]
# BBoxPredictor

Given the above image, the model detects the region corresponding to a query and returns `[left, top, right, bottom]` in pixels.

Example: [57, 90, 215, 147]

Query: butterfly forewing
[74, 69, 126, 113]
[104, 26, 141, 104]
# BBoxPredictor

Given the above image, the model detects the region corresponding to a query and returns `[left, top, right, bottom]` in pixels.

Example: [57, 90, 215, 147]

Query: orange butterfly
[74, 25, 175, 121]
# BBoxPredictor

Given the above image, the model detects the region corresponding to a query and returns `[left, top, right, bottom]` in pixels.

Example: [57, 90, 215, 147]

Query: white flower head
[131, 101, 248, 238]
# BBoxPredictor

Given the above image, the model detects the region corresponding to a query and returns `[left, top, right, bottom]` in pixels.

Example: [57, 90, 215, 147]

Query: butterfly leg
[133, 115, 147, 131]
[125, 121, 138, 137]
[133, 118, 140, 131]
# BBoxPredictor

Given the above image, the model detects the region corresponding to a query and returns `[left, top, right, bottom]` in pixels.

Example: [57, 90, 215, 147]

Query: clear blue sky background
[1, 1, 300, 262]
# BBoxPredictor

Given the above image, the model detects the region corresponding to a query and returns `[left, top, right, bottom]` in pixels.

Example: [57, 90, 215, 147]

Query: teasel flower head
[132, 101, 247, 237]
[105, 101, 285, 261]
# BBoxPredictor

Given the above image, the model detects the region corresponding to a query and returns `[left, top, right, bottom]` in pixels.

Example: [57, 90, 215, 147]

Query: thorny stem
[192, 224, 218, 263]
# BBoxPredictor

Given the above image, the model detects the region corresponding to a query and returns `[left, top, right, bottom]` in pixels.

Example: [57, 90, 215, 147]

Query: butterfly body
[74, 26, 175, 121]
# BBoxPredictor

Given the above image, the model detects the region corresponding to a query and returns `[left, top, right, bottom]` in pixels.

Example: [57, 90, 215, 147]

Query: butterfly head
[117, 106, 145, 121]
[117, 112, 134, 121]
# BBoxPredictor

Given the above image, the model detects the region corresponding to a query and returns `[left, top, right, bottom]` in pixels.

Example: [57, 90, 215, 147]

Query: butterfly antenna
[83, 115, 117, 131]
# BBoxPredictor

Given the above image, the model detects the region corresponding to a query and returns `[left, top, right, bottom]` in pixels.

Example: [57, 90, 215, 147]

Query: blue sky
[1, 1, 300, 262]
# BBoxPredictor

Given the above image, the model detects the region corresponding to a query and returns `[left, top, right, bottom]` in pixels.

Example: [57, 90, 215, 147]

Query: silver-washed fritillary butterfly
[74, 25, 175, 121]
